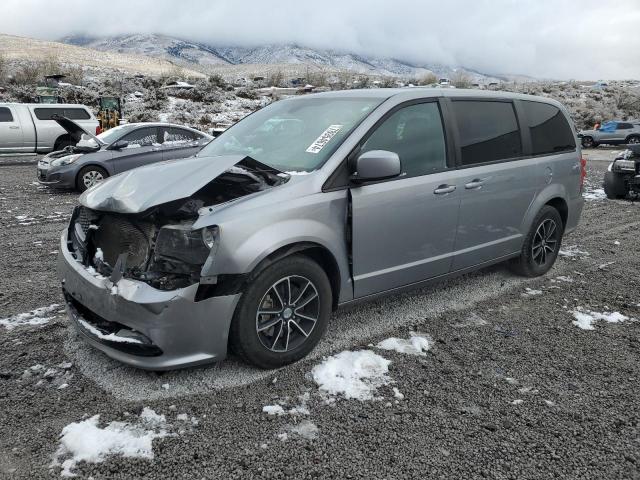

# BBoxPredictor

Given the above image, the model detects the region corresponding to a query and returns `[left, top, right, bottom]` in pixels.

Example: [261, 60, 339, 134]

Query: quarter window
[34, 108, 65, 120]
[64, 108, 91, 120]
[360, 102, 447, 178]
[617, 122, 633, 130]
[121, 127, 159, 147]
[521, 101, 575, 155]
[0, 107, 13, 122]
[451, 101, 522, 165]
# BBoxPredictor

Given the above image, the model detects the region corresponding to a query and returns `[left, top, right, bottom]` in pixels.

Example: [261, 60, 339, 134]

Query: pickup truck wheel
[626, 135, 640, 145]
[229, 255, 332, 369]
[54, 138, 74, 151]
[509, 206, 564, 277]
[77, 166, 108, 192]
[604, 171, 627, 199]
[581, 136, 596, 148]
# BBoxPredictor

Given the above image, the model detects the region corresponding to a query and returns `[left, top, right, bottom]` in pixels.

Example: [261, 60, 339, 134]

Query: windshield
[97, 124, 137, 145]
[198, 96, 384, 172]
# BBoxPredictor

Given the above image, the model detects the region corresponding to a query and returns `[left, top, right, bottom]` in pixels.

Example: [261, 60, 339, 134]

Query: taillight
[579, 156, 587, 192]
[96, 126, 102, 135]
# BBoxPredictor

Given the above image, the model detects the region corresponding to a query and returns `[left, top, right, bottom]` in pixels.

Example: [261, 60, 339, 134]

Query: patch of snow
[94, 248, 104, 262]
[392, 387, 404, 400]
[571, 308, 631, 330]
[51, 409, 168, 477]
[263, 405, 286, 416]
[559, 245, 590, 258]
[276, 432, 288, 442]
[523, 288, 543, 296]
[583, 188, 606, 201]
[511, 399, 524, 405]
[553, 276, 573, 283]
[288, 421, 319, 440]
[0, 304, 60, 330]
[376, 333, 432, 356]
[311, 350, 391, 401]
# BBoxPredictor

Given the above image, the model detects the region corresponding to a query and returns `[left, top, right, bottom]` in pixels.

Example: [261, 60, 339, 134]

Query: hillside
[0, 34, 205, 78]
[62, 33, 505, 82]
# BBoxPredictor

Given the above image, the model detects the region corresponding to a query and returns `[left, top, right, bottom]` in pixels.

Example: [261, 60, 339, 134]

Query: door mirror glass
[351, 150, 401, 183]
[110, 140, 129, 150]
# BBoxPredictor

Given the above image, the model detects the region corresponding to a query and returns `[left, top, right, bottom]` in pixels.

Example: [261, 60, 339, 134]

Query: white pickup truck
[0, 103, 98, 153]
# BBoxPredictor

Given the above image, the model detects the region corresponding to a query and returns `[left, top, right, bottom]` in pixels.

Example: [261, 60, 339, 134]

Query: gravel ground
[1, 150, 639, 479]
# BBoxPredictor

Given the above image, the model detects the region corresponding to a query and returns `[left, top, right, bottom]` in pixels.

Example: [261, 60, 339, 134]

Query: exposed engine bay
[67, 158, 286, 290]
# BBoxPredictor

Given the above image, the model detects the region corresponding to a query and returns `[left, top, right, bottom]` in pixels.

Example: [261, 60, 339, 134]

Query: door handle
[434, 184, 456, 195]
[464, 179, 484, 189]
[9, 126, 20, 130]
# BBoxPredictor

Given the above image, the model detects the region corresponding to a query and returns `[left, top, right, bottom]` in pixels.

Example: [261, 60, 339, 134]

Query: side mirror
[350, 150, 401, 183]
[110, 140, 129, 150]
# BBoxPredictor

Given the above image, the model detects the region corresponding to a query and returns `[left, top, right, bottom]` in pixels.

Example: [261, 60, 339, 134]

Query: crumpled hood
[80, 155, 248, 213]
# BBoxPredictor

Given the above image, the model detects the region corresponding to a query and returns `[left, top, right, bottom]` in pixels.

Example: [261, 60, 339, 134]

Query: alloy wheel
[255, 275, 320, 353]
[531, 219, 559, 267]
[628, 136, 640, 144]
[83, 170, 104, 189]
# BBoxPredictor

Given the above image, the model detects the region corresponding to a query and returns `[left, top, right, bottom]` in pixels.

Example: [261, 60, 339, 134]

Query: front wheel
[509, 206, 564, 277]
[77, 166, 108, 192]
[626, 135, 640, 145]
[229, 255, 332, 369]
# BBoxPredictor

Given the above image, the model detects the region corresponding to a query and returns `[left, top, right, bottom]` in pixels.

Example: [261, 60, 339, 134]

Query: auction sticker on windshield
[306, 125, 343, 154]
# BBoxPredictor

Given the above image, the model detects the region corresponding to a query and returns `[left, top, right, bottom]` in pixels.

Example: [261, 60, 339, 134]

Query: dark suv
[604, 144, 640, 198]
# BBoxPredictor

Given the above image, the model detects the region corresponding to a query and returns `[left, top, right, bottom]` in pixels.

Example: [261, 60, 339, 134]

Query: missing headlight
[154, 225, 218, 266]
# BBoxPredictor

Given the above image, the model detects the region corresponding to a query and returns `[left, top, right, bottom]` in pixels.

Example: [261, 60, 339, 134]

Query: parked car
[578, 120, 640, 148]
[0, 103, 98, 153]
[604, 144, 640, 198]
[58, 88, 584, 370]
[38, 118, 213, 191]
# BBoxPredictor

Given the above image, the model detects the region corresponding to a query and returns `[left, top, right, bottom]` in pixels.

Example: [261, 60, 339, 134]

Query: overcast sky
[1, 0, 639, 79]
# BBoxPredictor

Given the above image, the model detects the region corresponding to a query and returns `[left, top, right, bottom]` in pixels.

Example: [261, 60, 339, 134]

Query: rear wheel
[76, 166, 108, 192]
[581, 136, 596, 148]
[509, 206, 563, 277]
[229, 255, 332, 369]
[604, 171, 627, 199]
[54, 138, 74, 151]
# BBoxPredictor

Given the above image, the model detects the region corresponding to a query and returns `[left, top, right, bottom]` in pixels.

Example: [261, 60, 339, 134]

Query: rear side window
[163, 127, 201, 144]
[451, 100, 522, 165]
[0, 107, 13, 122]
[34, 107, 91, 120]
[361, 102, 447, 178]
[521, 101, 575, 155]
[64, 108, 91, 120]
[616, 122, 633, 130]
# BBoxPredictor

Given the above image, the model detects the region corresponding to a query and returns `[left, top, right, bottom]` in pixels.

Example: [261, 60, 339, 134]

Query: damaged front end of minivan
[58, 155, 287, 369]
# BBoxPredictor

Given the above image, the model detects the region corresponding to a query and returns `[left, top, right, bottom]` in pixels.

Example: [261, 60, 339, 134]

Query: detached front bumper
[57, 229, 241, 370]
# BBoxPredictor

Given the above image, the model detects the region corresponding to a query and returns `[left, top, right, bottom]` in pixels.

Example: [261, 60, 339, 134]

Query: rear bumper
[57, 230, 241, 370]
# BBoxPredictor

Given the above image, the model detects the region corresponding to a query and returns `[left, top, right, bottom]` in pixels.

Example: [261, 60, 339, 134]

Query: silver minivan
[58, 89, 584, 370]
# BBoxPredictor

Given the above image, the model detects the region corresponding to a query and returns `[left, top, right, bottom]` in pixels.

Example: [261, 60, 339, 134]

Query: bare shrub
[418, 73, 437, 85]
[451, 72, 472, 88]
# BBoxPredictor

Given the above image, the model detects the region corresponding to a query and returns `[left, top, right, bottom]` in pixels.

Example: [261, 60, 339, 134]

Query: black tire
[604, 171, 627, 199]
[53, 138, 75, 152]
[229, 255, 332, 369]
[626, 135, 640, 145]
[76, 166, 108, 192]
[581, 136, 596, 148]
[509, 206, 564, 277]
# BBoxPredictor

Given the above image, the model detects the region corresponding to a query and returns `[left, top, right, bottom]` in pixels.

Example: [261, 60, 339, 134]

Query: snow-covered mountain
[62, 34, 504, 82]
